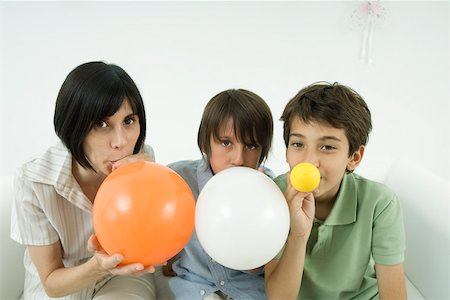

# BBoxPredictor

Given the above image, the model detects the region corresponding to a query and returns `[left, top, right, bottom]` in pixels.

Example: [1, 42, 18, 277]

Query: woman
[10, 61, 163, 299]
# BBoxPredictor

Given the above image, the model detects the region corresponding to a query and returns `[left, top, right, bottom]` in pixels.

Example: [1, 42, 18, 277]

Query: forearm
[376, 264, 407, 300]
[265, 235, 307, 300]
[43, 257, 109, 297]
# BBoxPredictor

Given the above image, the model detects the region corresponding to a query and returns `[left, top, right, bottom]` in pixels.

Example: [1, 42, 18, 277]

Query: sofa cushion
[384, 158, 449, 300]
[0, 175, 25, 299]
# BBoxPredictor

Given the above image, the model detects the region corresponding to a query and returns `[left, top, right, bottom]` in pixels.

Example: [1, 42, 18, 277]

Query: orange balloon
[93, 161, 195, 267]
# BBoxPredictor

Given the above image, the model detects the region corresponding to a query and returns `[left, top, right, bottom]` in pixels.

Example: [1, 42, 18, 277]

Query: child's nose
[231, 147, 245, 166]
[304, 150, 319, 167]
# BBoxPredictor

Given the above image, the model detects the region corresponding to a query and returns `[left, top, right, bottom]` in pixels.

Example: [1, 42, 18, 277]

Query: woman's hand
[112, 152, 154, 171]
[87, 235, 157, 276]
[284, 173, 316, 239]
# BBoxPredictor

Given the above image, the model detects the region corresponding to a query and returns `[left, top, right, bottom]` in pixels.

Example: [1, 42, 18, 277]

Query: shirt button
[220, 280, 225, 286]
[200, 290, 206, 295]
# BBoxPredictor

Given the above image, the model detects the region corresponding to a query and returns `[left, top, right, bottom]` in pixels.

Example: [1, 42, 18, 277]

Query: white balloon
[195, 167, 290, 270]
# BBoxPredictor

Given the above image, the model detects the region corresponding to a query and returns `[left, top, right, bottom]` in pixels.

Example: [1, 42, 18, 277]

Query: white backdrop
[1, 1, 449, 183]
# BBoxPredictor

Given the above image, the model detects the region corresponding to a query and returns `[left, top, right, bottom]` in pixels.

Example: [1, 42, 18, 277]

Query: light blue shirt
[167, 159, 268, 300]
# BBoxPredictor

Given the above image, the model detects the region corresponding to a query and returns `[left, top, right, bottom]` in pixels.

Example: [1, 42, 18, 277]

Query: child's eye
[221, 140, 232, 147]
[246, 144, 259, 150]
[96, 121, 108, 128]
[291, 142, 304, 148]
[321, 145, 336, 151]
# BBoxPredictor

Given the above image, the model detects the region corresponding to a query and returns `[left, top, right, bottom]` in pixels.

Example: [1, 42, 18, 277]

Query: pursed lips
[106, 158, 122, 168]
[109, 156, 126, 164]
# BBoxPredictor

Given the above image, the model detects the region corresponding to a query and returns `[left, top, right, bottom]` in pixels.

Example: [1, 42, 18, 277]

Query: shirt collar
[23, 142, 92, 212]
[324, 173, 357, 226]
[24, 142, 72, 186]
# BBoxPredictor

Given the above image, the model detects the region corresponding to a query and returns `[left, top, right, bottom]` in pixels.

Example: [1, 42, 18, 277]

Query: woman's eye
[96, 121, 107, 128]
[124, 117, 135, 125]
[246, 144, 258, 150]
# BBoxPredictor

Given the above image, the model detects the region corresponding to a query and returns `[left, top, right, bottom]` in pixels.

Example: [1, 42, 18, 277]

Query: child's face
[208, 119, 262, 174]
[286, 117, 362, 203]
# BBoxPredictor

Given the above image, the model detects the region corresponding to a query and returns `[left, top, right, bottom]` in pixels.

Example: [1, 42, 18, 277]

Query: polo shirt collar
[324, 173, 357, 226]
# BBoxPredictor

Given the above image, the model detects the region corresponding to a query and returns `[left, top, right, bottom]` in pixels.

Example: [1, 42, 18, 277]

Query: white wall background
[1, 1, 449, 184]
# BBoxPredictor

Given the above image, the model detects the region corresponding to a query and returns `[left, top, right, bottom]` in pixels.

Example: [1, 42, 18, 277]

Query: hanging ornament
[351, 1, 388, 64]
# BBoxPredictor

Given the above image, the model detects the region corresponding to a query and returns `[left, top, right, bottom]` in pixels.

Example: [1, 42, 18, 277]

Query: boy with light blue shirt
[166, 89, 274, 300]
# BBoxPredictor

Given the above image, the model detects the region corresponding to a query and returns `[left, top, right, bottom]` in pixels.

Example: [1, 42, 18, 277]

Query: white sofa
[1, 175, 26, 299]
[1, 158, 449, 299]
[384, 158, 449, 300]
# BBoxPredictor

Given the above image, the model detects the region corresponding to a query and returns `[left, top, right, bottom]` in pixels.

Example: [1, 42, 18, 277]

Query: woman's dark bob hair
[54, 61, 146, 170]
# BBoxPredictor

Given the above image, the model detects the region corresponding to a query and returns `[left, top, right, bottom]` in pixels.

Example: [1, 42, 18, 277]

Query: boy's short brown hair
[197, 89, 273, 165]
[281, 82, 372, 156]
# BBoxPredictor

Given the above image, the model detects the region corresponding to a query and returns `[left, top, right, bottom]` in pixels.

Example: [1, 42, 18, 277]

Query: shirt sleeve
[274, 173, 288, 192]
[10, 169, 59, 246]
[371, 193, 406, 265]
[143, 144, 155, 162]
[261, 166, 276, 179]
[273, 173, 288, 260]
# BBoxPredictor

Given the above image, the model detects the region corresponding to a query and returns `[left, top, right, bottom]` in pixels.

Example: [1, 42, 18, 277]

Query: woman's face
[83, 99, 140, 176]
[208, 118, 262, 174]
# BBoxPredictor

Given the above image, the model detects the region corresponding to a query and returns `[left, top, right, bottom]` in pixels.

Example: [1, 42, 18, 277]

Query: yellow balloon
[290, 163, 320, 192]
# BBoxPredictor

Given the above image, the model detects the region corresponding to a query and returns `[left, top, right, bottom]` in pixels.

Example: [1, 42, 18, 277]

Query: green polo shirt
[275, 172, 405, 299]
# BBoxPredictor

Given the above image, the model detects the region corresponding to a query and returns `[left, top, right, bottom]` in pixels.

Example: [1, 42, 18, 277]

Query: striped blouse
[10, 142, 155, 299]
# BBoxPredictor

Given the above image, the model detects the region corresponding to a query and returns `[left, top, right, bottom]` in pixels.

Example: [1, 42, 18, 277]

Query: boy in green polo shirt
[265, 82, 406, 299]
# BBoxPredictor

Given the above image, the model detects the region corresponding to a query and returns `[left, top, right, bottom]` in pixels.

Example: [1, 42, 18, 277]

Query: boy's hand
[284, 173, 316, 239]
